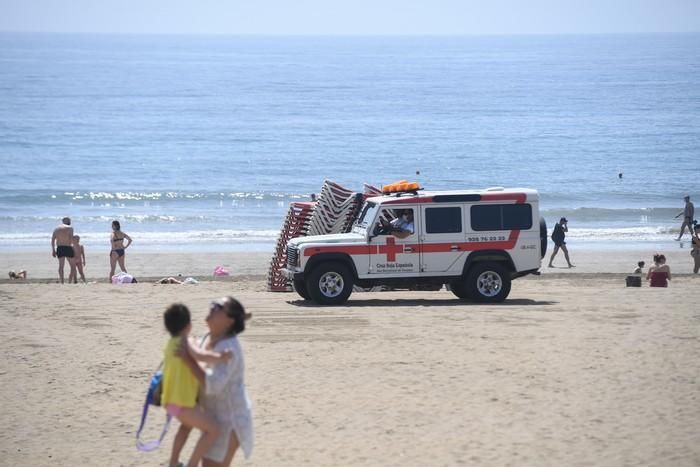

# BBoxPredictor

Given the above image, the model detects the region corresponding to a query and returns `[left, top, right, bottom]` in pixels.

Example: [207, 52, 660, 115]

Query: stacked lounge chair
[267, 201, 315, 292]
[305, 180, 364, 236]
[267, 180, 375, 292]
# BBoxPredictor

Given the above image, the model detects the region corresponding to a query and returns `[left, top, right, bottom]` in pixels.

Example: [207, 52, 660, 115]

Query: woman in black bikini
[109, 220, 133, 281]
[692, 224, 700, 274]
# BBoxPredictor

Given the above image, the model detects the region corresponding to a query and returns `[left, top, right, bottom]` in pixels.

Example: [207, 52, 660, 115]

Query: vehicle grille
[287, 245, 299, 268]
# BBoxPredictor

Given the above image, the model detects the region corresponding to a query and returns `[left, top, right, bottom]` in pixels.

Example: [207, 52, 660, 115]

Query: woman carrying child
[178, 296, 254, 467]
[162, 303, 232, 467]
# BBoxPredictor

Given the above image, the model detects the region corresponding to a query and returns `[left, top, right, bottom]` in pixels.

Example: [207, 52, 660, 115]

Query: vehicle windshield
[352, 201, 379, 233]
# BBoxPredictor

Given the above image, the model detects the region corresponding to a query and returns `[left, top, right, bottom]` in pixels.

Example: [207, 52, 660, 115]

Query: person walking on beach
[675, 195, 695, 241]
[178, 297, 254, 466]
[109, 220, 132, 281]
[161, 303, 234, 467]
[691, 224, 700, 274]
[548, 217, 574, 268]
[51, 217, 75, 284]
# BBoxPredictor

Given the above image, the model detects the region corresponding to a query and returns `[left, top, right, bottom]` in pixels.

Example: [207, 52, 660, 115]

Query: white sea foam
[0, 229, 281, 246]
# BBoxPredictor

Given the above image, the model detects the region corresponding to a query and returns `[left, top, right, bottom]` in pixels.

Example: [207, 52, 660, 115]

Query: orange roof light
[382, 181, 421, 194]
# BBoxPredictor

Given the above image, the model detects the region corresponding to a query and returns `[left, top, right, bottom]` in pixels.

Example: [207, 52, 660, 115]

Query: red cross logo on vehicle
[378, 237, 405, 262]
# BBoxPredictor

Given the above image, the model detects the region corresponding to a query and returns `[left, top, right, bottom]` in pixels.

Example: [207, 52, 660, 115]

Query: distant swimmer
[675, 195, 695, 241]
[618, 172, 623, 179]
[51, 217, 75, 284]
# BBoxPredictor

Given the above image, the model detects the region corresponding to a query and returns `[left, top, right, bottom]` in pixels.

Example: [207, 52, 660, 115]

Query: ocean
[1, 33, 698, 253]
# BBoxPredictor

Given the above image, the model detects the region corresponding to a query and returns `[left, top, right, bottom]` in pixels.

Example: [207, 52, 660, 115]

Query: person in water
[109, 220, 132, 281]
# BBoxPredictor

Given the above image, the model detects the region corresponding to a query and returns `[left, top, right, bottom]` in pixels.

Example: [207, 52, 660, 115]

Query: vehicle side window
[425, 207, 462, 234]
[471, 204, 532, 231]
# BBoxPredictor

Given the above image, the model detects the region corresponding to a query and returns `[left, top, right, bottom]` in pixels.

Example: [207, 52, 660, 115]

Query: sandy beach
[2, 246, 699, 283]
[1, 249, 699, 466]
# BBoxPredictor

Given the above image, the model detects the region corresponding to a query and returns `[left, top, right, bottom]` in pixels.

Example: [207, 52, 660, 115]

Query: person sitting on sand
[633, 261, 645, 274]
[646, 253, 671, 287]
[8, 270, 27, 280]
[162, 303, 231, 467]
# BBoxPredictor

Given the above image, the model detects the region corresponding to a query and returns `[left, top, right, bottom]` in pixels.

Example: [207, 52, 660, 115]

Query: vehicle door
[368, 206, 420, 276]
[419, 204, 467, 273]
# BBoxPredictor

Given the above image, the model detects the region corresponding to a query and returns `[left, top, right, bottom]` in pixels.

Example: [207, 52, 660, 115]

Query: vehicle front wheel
[307, 262, 354, 305]
[466, 262, 511, 303]
[449, 280, 471, 300]
[292, 278, 311, 300]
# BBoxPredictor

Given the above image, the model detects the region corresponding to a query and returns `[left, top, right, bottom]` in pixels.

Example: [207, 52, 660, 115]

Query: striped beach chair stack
[266, 201, 315, 292]
[305, 180, 364, 236]
[267, 180, 375, 292]
[363, 183, 382, 198]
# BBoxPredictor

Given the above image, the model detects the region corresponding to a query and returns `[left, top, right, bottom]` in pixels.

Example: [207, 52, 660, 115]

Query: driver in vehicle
[381, 209, 414, 239]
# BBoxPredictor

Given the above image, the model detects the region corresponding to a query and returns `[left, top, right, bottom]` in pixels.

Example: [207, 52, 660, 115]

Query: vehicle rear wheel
[540, 217, 548, 259]
[466, 262, 511, 303]
[307, 262, 353, 305]
[292, 278, 311, 300]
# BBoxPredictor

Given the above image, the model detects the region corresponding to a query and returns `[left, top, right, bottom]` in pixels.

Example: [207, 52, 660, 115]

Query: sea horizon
[1, 33, 698, 253]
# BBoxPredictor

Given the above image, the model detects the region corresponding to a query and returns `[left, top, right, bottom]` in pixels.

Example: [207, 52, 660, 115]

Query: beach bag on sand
[213, 265, 230, 277]
[625, 275, 642, 287]
[135, 363, 171, 452]
[112, 272, 137, 284]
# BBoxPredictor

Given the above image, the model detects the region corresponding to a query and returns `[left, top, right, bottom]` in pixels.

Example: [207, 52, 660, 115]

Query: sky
[1, 0, 699, 35]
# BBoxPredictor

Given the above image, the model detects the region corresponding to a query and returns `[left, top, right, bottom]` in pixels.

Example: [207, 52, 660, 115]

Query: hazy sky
[1, 0, 699, 35]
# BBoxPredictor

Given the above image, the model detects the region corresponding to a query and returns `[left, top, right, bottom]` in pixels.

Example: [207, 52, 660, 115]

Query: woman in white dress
[180, 296, 253, 466]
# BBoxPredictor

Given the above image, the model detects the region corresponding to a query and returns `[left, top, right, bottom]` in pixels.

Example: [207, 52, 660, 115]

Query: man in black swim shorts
[56, 245, 74, 258]
[51, 217, 76, 284]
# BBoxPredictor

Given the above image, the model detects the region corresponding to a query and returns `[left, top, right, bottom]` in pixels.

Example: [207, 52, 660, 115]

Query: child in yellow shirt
[162, 303, 230, 467]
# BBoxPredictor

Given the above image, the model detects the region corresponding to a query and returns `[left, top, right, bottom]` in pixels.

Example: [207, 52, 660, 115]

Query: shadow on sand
[287, 298, 558, 308]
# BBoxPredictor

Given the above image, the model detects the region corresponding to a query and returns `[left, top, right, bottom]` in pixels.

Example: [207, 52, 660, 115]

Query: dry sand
[2, 245, 699, 283]
[1, 249, 699, 466]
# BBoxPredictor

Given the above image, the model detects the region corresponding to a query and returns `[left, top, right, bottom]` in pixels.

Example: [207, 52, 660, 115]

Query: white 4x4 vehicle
[282, 186, 546, 305]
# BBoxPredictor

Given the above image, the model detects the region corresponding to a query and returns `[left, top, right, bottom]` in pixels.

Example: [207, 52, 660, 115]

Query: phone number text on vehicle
[467, 236, 506, 242]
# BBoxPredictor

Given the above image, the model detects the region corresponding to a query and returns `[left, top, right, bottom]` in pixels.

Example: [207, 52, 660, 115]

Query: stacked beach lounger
[305, 181, 364, 236]
[266, 201, 315, 292]
[267, 180, 379, 292]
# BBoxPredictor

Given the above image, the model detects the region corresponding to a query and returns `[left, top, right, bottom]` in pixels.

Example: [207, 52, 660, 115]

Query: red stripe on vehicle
[383, 196, 434, 205]
[303, 230, 520, 260]
[480, 193, 526, 204]
[303, 245, 374, 256]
